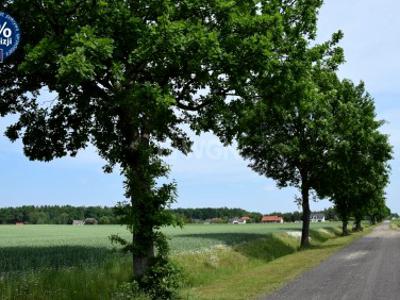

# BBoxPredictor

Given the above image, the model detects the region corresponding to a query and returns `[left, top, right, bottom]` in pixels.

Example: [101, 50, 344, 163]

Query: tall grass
[176, 226, 343, 290]
[0, 255, 132, 300]
[390, 219, 400, 230]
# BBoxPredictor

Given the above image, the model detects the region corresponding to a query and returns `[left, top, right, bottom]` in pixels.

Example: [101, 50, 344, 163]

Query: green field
[0, 222, 353, 299]
[0, 223, 340, 274]
[0, 222, 340, 250]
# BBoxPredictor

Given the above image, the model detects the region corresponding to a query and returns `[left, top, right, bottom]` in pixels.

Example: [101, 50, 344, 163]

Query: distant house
[232, 216, 250, 225]
[310, 214, 326, 223]
[240, 216, 251, 223]
[72, 220, 84, 226]
[84, 218, 98, 225]
[231, 218, 240, 224]
[262, 215, 284, 223]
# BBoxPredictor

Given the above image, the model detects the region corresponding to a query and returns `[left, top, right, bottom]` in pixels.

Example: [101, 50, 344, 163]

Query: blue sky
[0, 0, 399, 213]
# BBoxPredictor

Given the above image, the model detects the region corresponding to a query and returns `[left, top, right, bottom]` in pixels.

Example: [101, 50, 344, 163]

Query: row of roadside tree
[0, 0, 392, 298]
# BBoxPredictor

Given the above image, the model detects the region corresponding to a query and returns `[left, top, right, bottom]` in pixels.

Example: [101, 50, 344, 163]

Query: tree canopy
[231, 36, 344, 247]
[316, 80, 392, 234]
[0, 0, 328, 296]
[0, 0, 393, 297]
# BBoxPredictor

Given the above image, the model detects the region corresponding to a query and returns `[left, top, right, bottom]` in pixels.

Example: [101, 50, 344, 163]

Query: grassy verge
[177, 225, 372, 300]
[0, 255, 132, 300]
[390, 219, 400, 230]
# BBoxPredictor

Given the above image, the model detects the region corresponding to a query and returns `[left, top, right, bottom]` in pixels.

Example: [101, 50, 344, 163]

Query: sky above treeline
[0, 0, 399, 213]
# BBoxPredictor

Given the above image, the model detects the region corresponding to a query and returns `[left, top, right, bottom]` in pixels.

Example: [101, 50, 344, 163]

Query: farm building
[240, 216, 251, 223]
[310, 214, 326, 222]
[262, 215, 284, 223]
[231, 216, 250, 224]
[72, 220, 84, 225]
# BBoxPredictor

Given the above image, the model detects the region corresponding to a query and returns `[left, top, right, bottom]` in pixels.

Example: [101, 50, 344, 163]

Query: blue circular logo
[0, 12, 20, 62]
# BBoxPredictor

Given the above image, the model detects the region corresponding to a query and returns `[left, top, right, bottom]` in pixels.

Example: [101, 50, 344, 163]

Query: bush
[139, 258, 182, 300]
[99, 216, 111, 224]
[112, 281, 150, 300]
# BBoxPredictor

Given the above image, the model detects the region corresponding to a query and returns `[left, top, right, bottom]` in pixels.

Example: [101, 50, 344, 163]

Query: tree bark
[354, 217, 363, 232]
[118, 106, 155, 280]
[128, 134, 155, 280]
[300, 180, 311, 248]
[133, 230, 155, 278]
[342, 216, 349, 236]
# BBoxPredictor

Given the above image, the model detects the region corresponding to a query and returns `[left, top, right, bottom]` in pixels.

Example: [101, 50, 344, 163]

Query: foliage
[140, 257, 182, 299]
[171, 207, 262, 223]
[112, 282, 150, 300]
[317, 80, 392, 234]
[0, 205, 338, 224]
[390, 219, 400, 230]
[0, 1, 329, 292]
[0, 0, 393, 296]
[0, 205, 117, 224]
[269, 208, 338, 222]
[233, 41, 344, 247]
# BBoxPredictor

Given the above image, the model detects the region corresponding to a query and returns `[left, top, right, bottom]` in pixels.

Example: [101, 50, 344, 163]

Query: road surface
[265, 221, 400, 300]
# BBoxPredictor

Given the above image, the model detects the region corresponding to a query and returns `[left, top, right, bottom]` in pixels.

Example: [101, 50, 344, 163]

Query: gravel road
[264, 221, 400, 300]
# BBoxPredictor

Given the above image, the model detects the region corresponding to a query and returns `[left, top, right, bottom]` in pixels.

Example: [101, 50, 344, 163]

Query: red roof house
[262, 215, 283, 223]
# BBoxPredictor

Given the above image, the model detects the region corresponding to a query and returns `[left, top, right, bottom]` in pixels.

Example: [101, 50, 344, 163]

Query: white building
[310, 214, 326, 222]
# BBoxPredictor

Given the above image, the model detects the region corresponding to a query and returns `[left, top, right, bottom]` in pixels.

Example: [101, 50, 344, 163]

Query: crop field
[0, 222, 343, 299]
[0, 222, 341, 250]
[0, 223, 341, 272]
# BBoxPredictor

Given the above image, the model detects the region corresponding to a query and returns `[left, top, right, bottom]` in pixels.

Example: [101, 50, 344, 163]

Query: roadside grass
[0, 246, 114, 273]
[0, 222, 370, 299]
[0, 255, 132, 300]
[390, 219, 400, 230]
[178, 225, 372, 300]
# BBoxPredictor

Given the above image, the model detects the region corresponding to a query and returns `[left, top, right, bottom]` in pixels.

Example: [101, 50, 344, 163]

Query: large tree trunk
[128, 136, 155, 280]
[118, 107, 156, 280]
[354, 216, 363, 232]
[300, 180, 311, 248]
[342, 216, 349, 236]
[133, 229, 155, 278]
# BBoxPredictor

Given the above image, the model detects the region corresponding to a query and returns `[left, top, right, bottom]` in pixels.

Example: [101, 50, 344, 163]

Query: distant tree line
[176, 206, 391, 226]
[173, 207, 339, 223]
[270, 207, 339, 223]
[1, 205, 390, 226]
[172, 207, 262, 223]
[0, 206, 118, 224]
[0, 206, 341, 225]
